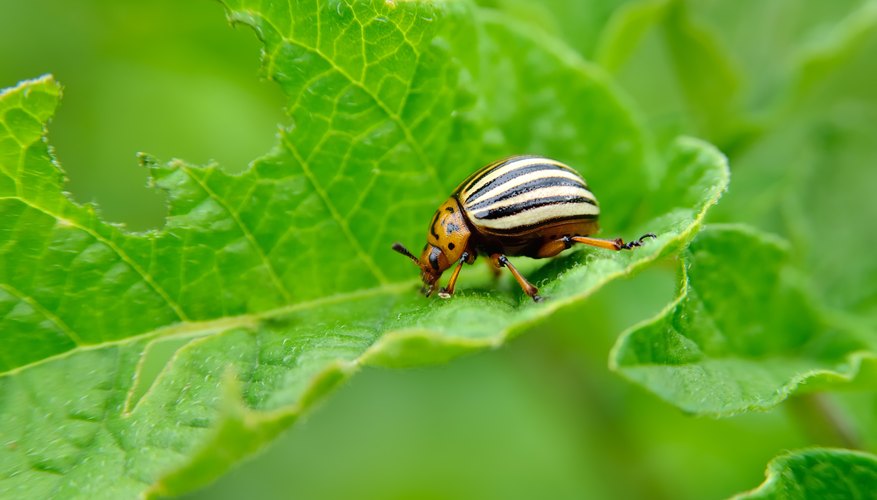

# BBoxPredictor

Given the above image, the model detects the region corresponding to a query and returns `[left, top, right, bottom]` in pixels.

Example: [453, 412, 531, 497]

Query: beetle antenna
[392, 242, 420, 266]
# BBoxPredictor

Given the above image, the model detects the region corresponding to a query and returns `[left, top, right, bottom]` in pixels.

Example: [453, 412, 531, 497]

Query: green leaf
[593, 0, 748, 149]
[733, 448, 877, 499]
[690, 0, 877, 113]
[477, 0, 630, 60]
[711, 9, 877, 320]
[0, 0, 728, 496]
[611, 225, 877, 416]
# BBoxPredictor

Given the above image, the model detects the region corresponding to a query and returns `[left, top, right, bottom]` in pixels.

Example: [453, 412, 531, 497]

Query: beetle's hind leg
[491, 253, 542, 302]
[536, 233, 656, 257]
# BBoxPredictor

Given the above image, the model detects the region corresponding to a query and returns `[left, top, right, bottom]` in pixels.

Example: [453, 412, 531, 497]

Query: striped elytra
[455, 156, 599, 236]
[392, 155, 655, 302]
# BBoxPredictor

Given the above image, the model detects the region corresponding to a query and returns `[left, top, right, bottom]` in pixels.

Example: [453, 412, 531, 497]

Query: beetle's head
[391, 242, 447, 297]
[392, 199, 470, 297]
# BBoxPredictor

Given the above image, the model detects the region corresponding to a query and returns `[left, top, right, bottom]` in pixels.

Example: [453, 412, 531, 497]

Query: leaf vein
[260, 11, 446, 192]
[0, 283, 83, 346]
[0, 196, 190, 322]
[182, 165, 293, 303]
[0, 279, 416, 378]
[279, 134, 389, 284]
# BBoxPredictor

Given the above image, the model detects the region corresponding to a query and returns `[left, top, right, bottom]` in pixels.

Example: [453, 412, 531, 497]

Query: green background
[1, 0, 874, 498]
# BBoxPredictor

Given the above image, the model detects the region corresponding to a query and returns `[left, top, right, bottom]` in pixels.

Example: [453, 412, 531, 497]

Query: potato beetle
[392, 155, 655, 302]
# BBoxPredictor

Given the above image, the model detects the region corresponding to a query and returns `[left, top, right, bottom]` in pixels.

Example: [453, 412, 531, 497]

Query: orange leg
[438, 251, 470, 299]
[491, 253, 542, 302]
[536, 233, 656, 257]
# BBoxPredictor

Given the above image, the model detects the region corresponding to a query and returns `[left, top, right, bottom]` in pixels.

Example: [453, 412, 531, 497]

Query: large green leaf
[579, 0, 877, 314]
[733, 448, 877, 499]
[591, 0, 750, 152]
[476, 0, 631, 60]
[692, 0, 873, 112]
[0, 1, 728, 497]
[712, 5, 877, 321]
[612, 225, 877, 416]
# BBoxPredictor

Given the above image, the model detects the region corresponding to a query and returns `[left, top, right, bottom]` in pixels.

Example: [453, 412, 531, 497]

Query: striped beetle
[392, 155, 655, 302]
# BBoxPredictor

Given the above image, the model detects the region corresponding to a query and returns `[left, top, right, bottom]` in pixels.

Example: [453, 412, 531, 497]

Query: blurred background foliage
[1, 0, 875, 498]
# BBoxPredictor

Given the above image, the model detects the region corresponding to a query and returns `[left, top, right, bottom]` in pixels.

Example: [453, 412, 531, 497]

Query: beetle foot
[532, 294, 544, 303]
[438, 288, 453, 299]
[616, 233, 657, 250]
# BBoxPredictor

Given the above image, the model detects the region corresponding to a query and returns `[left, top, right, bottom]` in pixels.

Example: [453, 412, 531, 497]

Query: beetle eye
[428, 246, 442, 271]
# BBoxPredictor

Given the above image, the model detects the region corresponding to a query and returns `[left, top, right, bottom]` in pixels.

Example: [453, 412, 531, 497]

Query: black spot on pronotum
[429, 211, 440, 239]
[445, 206, 454, 213]
[448, 243, 456, 250]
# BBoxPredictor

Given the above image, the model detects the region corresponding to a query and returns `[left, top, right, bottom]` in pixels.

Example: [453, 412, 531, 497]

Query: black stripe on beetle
[466, 177, 594, 211]
[473, 195, 596, 220]
[459, 156, 530, 194]
[464, 162, 582, 204]
[474, 213, 599, 236]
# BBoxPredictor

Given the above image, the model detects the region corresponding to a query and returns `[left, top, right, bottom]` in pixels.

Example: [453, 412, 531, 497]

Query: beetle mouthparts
[421, 283, 435, 297]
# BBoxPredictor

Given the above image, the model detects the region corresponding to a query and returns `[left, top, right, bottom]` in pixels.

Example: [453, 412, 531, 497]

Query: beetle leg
[491, 253, 542, 302]
[438, 251, 470, 299]
[566, 233, 656, 251]
[535, 233, 656, 257]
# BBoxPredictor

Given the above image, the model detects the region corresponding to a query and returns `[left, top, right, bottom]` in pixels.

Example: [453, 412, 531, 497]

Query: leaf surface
[733, 448, 877, 499]
[712, 4, 877, 321]
[0, 1, 728, 496]
[612, 225, 877, 416]
[592, 0, 748, 150]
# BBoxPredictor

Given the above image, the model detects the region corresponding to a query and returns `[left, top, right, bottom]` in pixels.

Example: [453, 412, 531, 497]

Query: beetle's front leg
[490, 253, 542, 302]
[438, 251, 471, 299]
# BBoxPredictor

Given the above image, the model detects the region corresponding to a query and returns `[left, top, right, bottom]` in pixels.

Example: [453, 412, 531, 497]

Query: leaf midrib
[0, 279, 417, 379]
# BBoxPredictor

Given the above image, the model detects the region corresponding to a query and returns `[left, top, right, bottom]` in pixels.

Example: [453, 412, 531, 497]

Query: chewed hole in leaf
[2, 1, 285, 231]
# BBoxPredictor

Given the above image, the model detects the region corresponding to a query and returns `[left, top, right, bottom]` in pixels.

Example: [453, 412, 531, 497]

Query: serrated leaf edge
[729, 447, 877, 500]
[610, 224, 877, 417]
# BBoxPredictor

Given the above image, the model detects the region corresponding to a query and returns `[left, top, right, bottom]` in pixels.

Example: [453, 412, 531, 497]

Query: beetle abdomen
[455, 156, 599, 236]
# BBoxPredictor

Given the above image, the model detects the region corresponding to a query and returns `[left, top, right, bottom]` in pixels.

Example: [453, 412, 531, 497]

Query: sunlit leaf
[0, 0, 729, 496]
